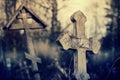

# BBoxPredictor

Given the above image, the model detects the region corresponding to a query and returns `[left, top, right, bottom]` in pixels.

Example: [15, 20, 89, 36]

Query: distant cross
[17, 9, 41, 80]
[18, 60, 31, 80]
[57, 11, 100, 80]
[23, 61, 31, 80]
[18, 60, 25, 79]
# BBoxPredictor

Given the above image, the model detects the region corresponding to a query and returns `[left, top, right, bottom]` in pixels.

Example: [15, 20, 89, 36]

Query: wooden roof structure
[3, 4, 47, 30]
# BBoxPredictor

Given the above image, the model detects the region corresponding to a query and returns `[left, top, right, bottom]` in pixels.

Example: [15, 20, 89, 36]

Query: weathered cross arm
[57, 32, 100, 53]
[11, 23, 42, 30]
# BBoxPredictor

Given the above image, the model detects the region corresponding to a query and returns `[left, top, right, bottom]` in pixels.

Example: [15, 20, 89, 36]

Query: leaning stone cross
[18, 9, 41, 80]
[57, 11, 100, 80]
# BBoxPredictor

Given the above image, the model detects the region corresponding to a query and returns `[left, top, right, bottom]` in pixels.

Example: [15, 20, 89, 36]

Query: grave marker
[3, 4, 47, 80]
[57, 11, 100, 80]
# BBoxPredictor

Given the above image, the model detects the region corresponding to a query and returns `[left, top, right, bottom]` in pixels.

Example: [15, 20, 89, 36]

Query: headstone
[57, 10, 100, 80]
[3, 4, 47, 80]
[17, 9, 41, 80]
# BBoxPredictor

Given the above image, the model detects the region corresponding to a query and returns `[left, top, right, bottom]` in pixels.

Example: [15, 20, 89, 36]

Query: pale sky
[58, 0, 111, 39]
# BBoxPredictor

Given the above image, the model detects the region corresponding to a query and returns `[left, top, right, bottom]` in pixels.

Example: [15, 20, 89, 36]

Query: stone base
[74, 72, 90, 80]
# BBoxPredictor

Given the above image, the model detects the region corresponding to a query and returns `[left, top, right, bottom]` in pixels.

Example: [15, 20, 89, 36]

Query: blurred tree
[50, 0, 61, 42]
[104, 0, 120, 79]
[104, 0, 120, 60]
[111, 0, 120, 58]
[5, 0, 17, 21]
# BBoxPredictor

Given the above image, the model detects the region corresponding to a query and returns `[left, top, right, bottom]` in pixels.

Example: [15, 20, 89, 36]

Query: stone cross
[57, 11, 100, 80]
[17, 9, 41, 80]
